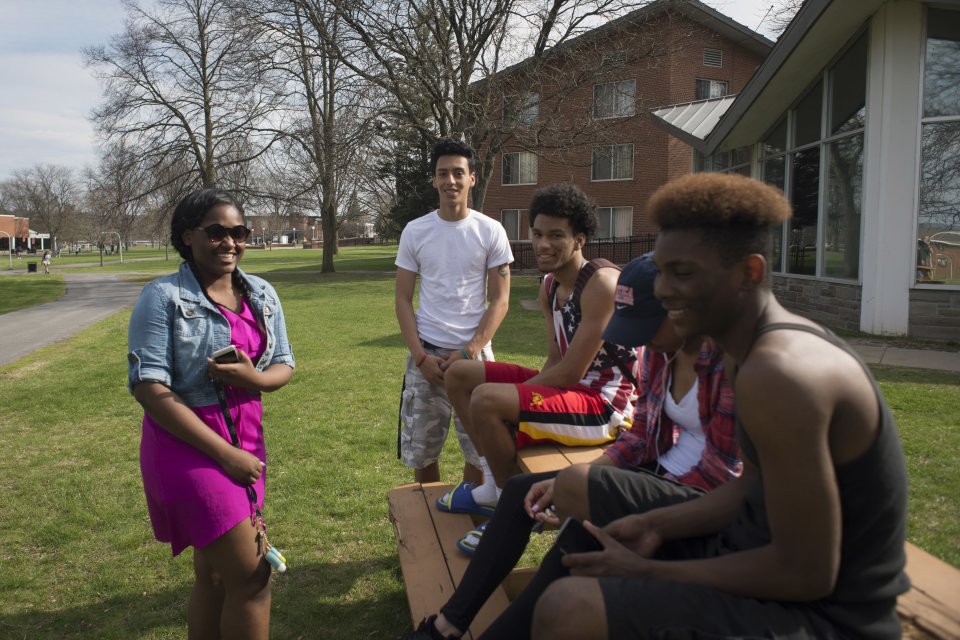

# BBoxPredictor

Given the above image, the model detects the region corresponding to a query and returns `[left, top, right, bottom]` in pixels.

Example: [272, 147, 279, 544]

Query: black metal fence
[510, 234, 657, 271]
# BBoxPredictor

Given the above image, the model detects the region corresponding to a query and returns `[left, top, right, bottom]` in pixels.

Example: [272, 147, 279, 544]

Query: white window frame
[591, 144, 634, 181]
[596, 206, 633, 239]
[501, 151, 538, 185]
[695, 78, 729, 100]
[502, 92, 539, 127]
[500, 209, 522, 241]
[593, 79, 636, 119]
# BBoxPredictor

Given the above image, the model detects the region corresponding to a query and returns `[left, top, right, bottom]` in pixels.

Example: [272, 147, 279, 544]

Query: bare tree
[236, 0, 383, 271]
[766, 0, 804, 35]
[85, 0, 285, 191]
[84, 142, 147, 247]
[325, 0, 679, 212]
[6, 165, 80, 250]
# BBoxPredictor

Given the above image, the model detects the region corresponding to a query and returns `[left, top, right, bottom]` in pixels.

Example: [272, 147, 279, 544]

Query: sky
[0, 0, 780, 184]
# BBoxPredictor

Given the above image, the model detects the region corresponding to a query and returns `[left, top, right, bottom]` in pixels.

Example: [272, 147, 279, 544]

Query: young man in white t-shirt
[395, 139, 514, 484]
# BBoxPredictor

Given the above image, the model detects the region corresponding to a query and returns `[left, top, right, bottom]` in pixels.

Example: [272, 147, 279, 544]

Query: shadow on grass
[0, 557, 409, 640]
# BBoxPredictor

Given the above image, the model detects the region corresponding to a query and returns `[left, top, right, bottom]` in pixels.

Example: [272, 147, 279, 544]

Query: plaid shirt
[604, 340, 741, 491]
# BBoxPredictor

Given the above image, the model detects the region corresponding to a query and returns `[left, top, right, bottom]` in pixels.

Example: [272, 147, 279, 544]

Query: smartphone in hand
[556, 517, 603, 555]
[211, 345, 240, 364]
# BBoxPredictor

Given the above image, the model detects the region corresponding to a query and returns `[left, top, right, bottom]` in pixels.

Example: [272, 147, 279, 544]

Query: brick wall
[909, 289, 960, 341]
[772, 275, 862, 332]
[481, 9, 767, 238]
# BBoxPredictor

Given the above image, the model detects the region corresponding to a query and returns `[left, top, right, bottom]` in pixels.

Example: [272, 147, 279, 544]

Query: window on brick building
[592, 144, 634, 180]
[596, 206, 633, 239]
[501, 209, 522, 241]
[503, 93, 539, 127]
[593, 80, 636, 118]
[703, 48, 723, 68]
[502, 151, 537, 185]
[695, 78, 729, 100]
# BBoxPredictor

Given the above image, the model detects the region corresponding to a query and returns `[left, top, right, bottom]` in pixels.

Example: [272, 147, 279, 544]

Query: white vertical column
[860, 1, 924, 335]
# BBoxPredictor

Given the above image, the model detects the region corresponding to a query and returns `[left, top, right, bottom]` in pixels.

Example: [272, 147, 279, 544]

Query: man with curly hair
[434, 183, 638, 547]
[476, 173, 908, 640]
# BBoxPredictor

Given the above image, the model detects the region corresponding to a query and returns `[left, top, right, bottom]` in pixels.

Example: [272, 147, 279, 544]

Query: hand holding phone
[556, 517, 603, 555]
[211, 345, 240, 364]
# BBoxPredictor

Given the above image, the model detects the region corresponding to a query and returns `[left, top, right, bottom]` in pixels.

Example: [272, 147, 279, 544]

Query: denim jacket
[127, 262, 295, 407]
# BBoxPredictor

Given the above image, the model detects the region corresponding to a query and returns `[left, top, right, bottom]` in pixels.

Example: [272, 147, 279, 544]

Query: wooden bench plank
[897, 543, 960, 639]
[517, 443, 607, 474]
[389, 482, 510, 639]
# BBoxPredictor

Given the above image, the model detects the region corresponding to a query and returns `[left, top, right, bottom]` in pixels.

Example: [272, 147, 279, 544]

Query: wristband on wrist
[415, 352, 428, 367]
[459, 347, 471, 360]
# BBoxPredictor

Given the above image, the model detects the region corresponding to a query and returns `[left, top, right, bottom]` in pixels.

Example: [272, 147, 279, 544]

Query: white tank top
[658, 374, 705, 477]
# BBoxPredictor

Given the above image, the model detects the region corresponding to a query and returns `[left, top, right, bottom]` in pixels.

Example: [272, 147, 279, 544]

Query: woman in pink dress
[127, 188, 295, 639]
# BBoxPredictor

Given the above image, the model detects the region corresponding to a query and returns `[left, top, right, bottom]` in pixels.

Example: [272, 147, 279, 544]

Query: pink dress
[140, 299, 267, 556]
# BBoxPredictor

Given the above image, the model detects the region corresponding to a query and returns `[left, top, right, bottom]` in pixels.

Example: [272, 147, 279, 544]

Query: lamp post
[101, 231, 123, 264]
[0, 231, 12, 270]
[312, 224, 316, 241]
[293, 227, 297, 246]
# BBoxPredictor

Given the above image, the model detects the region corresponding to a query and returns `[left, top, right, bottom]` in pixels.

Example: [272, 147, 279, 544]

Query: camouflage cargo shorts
[399, 343, 493, 469]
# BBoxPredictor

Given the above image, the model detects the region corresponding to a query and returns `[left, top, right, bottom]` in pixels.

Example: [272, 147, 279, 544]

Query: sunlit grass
[0, 271, 956, 638]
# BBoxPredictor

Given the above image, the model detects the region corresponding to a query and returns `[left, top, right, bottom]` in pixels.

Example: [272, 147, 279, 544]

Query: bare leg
[447, 361, 493, 486]
[189, 553, 225, 639]
[532, 577, 607, 640]
[463, 462, 483, 485]
[445, 360, 490, 450]
[415, 461, 441, 483]
[192, 518, 272, 640]
[467, 384, 522, 487]
[551, 464, 593, 522]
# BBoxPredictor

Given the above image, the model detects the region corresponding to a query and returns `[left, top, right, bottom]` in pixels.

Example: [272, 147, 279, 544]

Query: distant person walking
[41, 250, 52, 274]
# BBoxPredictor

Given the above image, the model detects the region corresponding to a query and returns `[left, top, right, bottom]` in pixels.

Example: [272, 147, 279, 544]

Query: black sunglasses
[198, 224, 251, 243]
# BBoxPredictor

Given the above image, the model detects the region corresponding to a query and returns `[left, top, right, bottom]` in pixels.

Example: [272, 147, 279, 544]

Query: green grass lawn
[61, 244, 400, 274]
[0, 275, 65, 314]
[0, 267, 957, 639]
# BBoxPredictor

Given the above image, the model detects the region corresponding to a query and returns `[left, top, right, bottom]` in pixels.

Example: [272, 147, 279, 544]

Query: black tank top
[724, 323, 910, 639]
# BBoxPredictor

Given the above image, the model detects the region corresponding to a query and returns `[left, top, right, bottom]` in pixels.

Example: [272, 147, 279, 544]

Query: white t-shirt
[657, 375, 706, 477]
[395, 209, 514, 348]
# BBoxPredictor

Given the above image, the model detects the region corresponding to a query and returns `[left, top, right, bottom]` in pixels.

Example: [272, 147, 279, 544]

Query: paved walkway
[0, 273, 142, 367]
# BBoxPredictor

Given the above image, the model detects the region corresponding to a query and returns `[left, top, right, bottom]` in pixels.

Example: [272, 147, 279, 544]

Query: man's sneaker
[400, 614, 458, 640]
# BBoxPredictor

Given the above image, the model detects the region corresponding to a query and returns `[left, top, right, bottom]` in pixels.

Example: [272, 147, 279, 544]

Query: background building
[653, 0, 960, 340]
[481, 0, 771, 243]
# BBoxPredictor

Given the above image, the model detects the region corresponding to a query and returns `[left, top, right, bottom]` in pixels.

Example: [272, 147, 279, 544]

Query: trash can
[27, 262, 37, 273]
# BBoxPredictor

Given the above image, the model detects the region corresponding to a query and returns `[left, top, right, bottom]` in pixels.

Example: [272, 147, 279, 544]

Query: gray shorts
[399, 343, 493, 469]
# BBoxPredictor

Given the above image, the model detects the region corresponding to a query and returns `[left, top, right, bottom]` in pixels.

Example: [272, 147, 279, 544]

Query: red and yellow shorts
[483, 362, 624, 449]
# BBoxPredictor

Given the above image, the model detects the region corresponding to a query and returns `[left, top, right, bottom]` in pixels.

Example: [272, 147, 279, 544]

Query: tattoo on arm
[498, 265, 509, 278]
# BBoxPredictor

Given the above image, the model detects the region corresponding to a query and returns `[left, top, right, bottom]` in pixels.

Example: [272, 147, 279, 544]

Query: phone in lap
[556, 517, 603, 555]
[211, 345, 240, 364]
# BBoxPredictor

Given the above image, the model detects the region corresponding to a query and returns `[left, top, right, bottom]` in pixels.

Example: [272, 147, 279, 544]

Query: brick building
[0, 213, 29, 252]
[479, 0, 771, 243]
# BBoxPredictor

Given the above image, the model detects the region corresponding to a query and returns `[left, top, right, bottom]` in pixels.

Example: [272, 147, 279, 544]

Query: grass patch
[0, 275, 65, 314]
[0, 271, 956, 638]
[62, 244, 400, 275]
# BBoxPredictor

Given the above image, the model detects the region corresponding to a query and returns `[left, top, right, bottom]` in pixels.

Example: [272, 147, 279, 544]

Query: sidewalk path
[0, 273, 143, 367]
